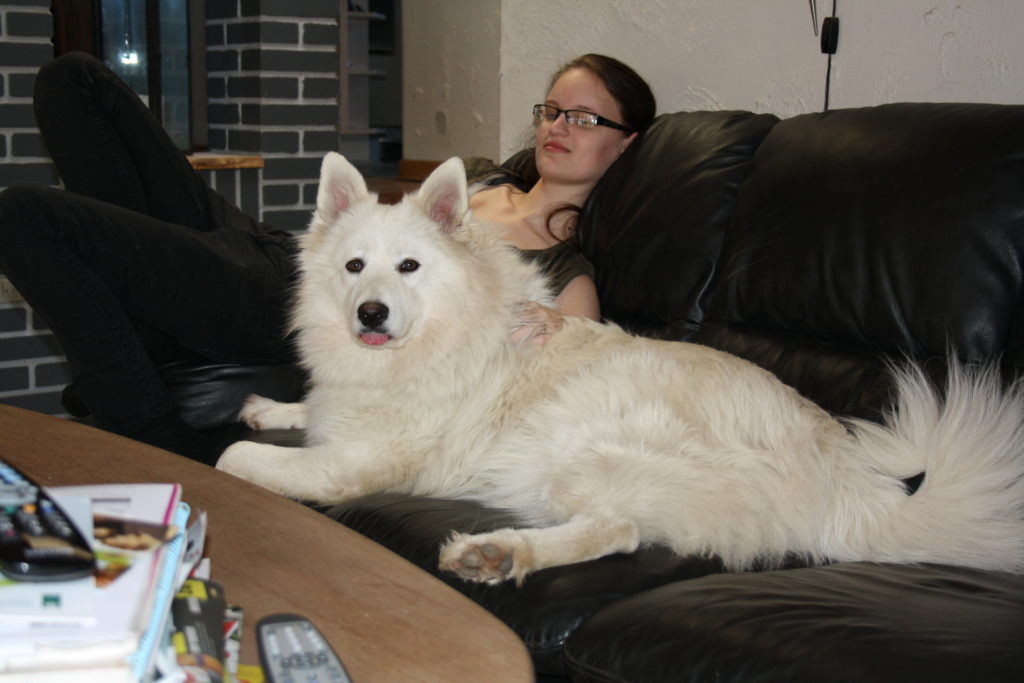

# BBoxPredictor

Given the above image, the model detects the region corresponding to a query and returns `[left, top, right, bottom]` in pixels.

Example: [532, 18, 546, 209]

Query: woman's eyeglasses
[532, 104, 632, 133]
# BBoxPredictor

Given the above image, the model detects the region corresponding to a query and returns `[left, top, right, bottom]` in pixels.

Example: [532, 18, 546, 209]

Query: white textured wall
[403, 0, 1024, 162]
[497, 0, 820, 159]
[401, 0, 501, 161]
[835, 1, 1024, 107]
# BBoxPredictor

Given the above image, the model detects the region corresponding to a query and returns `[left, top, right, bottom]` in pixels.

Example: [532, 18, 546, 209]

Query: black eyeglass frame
[532, 104, 633, 133]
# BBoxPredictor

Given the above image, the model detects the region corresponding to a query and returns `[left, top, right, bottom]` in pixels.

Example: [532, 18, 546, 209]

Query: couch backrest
[578, 110, 778, 340]
[579, 103, 1024, 419]
[697, 102, 1024, 418]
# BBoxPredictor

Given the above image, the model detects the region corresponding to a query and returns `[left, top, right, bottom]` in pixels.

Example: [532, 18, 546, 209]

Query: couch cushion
[160, 359, 307, 430]
[577, 110, 779, 340]
[698, 102, 1024, 418]
[564, 562, 1024, 683]
[321, 494, 728, 678]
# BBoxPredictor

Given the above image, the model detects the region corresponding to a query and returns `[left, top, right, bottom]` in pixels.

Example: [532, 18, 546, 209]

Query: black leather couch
[152, 103, 1024, 681]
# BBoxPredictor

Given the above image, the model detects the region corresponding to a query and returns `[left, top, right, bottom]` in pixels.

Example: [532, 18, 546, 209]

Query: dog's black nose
[357, 301, 389, 329]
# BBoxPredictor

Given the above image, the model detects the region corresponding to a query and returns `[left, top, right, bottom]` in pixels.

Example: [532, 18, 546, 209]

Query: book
[235, 664, 266, 683]
[171, 578, 227, 683]
[131, 500, 190, 681]
[223, 604, 244, 683]
[0, 483, 187, 682]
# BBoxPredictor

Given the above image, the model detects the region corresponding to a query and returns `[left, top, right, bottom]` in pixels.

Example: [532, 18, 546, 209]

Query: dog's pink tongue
[360, 333, 390, 346]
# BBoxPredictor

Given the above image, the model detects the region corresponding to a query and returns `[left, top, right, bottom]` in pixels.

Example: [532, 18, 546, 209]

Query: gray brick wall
[208, 0, 340, 231]
[0, 0, 70, 414]
[0, 0, 345, 415]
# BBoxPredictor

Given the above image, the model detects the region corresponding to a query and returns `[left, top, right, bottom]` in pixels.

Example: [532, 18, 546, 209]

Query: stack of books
[0, 483, 192, 682]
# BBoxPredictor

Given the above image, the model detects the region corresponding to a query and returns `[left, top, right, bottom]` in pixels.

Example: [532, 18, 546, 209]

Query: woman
[0, 52, 654, 461]
[471, 54, 655, 343]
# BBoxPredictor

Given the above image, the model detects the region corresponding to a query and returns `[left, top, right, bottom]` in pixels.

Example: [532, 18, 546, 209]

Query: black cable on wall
[820, 0, 839, 111]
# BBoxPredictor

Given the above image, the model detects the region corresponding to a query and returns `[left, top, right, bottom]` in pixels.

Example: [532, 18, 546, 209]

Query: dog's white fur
[217, 152, 1024, 584]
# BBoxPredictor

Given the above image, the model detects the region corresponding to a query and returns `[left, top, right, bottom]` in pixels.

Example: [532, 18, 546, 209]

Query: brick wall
[0, 0, 70, 415]
[207, 0, 340, 231]
[0, 0, 344, 415]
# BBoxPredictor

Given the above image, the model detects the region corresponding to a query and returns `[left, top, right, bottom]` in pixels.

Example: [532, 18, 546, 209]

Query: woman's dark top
[518, 240, 595, 296]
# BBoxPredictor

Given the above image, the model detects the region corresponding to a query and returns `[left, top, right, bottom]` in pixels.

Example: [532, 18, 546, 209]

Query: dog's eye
[398, 259, 420, 273]
[345, 259, 364, 273]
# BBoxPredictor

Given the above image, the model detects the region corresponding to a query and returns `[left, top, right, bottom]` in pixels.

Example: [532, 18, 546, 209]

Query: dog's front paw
[215, 440, 266, 480]
[215, 442, 352, 502]
[439, 530, 532, 585]
[238, 395, 307, 430]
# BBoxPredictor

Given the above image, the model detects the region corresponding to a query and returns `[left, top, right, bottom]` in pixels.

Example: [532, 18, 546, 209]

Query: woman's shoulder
[518, 240, 595, 295]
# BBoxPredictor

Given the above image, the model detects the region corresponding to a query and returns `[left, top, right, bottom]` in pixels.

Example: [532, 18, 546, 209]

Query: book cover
[171, 578, 227, 683]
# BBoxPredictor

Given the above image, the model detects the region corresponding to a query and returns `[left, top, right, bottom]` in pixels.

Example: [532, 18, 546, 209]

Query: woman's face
[534, 67, 636, 189]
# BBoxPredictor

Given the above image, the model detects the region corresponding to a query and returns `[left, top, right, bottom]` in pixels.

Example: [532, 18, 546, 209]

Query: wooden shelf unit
[338, 7, 387, 137]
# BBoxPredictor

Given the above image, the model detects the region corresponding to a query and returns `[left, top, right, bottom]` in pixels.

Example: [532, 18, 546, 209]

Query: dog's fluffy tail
[834, 362, 1024, 573]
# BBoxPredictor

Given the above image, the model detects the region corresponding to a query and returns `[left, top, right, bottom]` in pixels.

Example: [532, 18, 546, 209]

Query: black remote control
[257, 613, 353, 683]
[0, 457, 96, 581]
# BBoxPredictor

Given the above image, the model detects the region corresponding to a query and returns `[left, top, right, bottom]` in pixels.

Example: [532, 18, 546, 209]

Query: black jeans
[0, 52, 299, 461]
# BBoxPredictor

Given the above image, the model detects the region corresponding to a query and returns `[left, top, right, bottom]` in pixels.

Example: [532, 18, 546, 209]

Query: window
[52, 0, 207, 151]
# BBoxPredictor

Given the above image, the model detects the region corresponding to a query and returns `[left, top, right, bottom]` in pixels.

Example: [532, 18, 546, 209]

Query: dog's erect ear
[316, 152, 369, 223]
[414, 157, 468, 235]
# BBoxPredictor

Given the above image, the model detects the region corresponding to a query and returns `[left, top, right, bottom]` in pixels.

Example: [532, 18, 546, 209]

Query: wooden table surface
[0, 405, 533, 681]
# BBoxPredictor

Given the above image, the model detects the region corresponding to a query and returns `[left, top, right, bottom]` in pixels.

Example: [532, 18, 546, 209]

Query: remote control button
[1, 515, 17, 544]
[0, 483, 37, 506]
[15, 510, 45, 536]
[40, 504, 75, 539]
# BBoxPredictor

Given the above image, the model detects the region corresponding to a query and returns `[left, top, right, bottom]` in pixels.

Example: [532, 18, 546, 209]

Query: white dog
[217, 152, 1024, 585]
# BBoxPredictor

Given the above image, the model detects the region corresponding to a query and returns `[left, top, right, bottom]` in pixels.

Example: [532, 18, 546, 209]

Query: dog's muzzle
[357, 301, 391, 346]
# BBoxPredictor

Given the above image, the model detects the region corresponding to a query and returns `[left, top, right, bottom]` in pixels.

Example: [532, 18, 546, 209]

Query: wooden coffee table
[0, 405, 533, 681]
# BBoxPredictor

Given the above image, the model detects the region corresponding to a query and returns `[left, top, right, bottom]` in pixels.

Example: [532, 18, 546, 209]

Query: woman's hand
[510, 301, 565, 347]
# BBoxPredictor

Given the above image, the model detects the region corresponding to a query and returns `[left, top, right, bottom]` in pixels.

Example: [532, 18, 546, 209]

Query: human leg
[33, 51, 216, 229]
[0, 185, 297, 461]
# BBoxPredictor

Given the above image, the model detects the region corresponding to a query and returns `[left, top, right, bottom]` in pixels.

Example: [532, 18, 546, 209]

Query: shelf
[348, 11, 386, 21]
[339, 3, 389, 158]
[186, 153, 265, 170]
[348, 68, 386, 78]
[339, 127, 386, 136]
